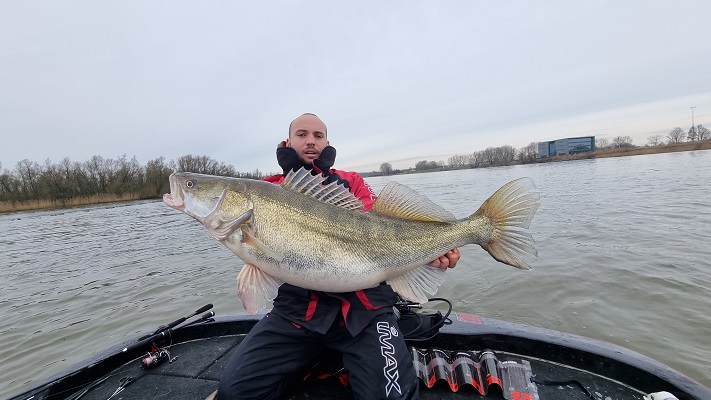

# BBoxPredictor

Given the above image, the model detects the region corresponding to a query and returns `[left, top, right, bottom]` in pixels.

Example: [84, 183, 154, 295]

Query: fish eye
[186, 179, 196, 188]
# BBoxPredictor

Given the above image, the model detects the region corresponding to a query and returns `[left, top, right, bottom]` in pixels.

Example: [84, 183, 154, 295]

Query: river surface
[1, 150, 710, 398]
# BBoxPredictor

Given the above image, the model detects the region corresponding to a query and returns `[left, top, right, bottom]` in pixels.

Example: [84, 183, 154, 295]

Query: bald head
[286, 113, 330, 165]
[288, 113, 327, 138]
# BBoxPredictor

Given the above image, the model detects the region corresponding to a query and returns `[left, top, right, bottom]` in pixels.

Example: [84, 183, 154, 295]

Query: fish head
[163, 172, 251, 224]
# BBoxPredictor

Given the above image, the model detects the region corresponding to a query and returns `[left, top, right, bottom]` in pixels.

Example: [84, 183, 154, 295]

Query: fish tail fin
[469, 177, 540, 270]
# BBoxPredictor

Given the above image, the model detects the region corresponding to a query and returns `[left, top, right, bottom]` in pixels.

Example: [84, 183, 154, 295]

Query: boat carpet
[58, 334, 645, 400]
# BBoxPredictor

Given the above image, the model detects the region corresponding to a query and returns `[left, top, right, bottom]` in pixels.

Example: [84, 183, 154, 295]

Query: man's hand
[429, 248, 460, 269]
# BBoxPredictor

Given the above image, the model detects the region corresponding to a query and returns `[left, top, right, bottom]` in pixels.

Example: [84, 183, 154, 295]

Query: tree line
[648, 124, 711, 146]
[4, 123, 709, 204]
[378, 125, 709, 176]
[0, 154, 270, 205]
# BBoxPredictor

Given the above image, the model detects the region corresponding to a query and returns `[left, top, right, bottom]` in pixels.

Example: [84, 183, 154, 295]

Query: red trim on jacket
[305, 291, 319, 321]
[340, 299, 351, 320]
[356, 290, 375, 310]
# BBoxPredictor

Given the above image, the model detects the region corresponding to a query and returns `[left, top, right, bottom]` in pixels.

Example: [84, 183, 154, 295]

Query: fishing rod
[151, 303, 213, 334]
[27, 304, 216, 400]
[121, 303, 213, 353]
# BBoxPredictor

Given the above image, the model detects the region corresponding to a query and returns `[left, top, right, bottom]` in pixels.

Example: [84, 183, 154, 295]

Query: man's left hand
[429, 248, 460, 269]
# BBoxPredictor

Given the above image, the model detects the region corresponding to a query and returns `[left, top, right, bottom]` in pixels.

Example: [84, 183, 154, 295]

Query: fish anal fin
[371, 182, 457, 223]
[237, 263, 283, 314]
[241, 225, 284, 262]
[387, 265, 447, 303]
[282, 167, 363, 211]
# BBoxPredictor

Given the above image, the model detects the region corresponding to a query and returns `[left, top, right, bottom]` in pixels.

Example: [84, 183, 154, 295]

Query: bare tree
[414, 160, 440, 171]
[481, 147, 497, 166]
[687, 126, 698, 141]
[144, 157, 172, 197]
[0, 164, 18, 201]
[499, 145, 517, 164]
[596, 138, 610, 150]
[112, 154, 142, 195]
[696, 125, 710, 141]
[647, 135, 665, 146]
[41, 159, 74, 202]
[517, 142, 538, 162]
[177, 155, 237, 176]
[611, 136, 634, 148]
[667, 127, 686, 144]
[15, 159, 41, 200]
[83, 155, 116, 195]
[379, 162, 393, 176]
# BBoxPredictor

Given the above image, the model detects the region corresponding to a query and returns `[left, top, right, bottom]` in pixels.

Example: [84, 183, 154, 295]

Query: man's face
[286, 114, 329, 165]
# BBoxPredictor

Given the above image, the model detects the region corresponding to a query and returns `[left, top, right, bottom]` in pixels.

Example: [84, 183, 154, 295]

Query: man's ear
[326, 140, 330, 146]
[285, 138, 291, 147]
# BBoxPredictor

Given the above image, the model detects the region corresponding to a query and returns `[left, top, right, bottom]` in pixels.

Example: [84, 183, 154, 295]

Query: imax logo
[377, 321, 402, 397]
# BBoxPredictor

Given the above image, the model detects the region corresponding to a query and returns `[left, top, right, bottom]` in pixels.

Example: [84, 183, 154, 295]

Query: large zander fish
[163, 168, 540, 313]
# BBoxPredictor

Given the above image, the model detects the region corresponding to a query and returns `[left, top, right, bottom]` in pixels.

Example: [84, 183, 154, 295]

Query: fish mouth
[163, 174, 184, 210]
[163, 192, 183, 209]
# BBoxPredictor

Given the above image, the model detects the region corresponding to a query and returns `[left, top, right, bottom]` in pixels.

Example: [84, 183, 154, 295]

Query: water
[1, 150, 710, 397]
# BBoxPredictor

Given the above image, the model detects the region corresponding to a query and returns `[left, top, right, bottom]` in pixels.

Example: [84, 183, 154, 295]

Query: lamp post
[691, 106, 696, 132]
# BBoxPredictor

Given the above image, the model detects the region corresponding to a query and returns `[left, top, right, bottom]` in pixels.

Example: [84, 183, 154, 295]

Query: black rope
[398, 297, 453, 341]
[531, 377, 595, 399]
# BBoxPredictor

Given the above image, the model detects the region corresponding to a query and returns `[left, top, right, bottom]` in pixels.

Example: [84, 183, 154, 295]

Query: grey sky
[1, 1, 710, 173]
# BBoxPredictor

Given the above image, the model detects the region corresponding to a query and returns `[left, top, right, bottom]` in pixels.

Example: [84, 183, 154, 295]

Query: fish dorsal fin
[282, 167, 364, 211]
[387, 264, 447, 303]
[237, 263, 283, 314]
[371, 182, 456, 222]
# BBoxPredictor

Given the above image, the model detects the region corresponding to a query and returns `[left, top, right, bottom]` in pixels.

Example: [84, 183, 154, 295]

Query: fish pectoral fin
[237, 263, 283, 314]
[241, 226, 284, 262]
[209, 209, 254, 241]
[387, 264, 447, 303]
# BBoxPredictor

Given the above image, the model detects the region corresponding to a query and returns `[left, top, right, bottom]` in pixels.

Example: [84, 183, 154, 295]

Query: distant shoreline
[528, 140, 711, 163]
[367, 140, 711, 177]
[2, 141, 710, 214]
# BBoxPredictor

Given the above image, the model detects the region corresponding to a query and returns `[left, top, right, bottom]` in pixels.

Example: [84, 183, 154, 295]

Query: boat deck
[13, 312, 710, 400]
[54, 334, 642, 400]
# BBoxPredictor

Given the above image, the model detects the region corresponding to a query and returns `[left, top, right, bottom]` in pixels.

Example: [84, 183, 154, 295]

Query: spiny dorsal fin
[371, 182, 457, 222]
[282, 167, 364, 211]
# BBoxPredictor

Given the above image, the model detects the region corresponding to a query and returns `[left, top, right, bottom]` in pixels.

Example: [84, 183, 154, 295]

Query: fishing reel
[141, 347, 179, 369]
[125, 304, 214, 370]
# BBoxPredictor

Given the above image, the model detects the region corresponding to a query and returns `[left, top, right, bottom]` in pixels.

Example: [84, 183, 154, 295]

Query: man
[217, 113, 460, 400]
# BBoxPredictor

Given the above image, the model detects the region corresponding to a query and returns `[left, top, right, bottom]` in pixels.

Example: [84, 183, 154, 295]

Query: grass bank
[0, 193, 141, 214]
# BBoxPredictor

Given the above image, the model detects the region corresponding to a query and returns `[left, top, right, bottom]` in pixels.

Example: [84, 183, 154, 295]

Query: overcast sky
[1, 1, 710, 173]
